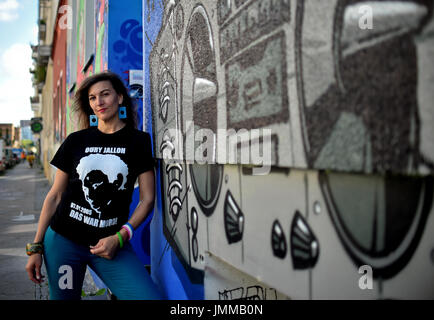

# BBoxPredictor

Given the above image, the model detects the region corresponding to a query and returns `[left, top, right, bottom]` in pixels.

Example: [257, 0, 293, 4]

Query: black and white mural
[147, 0, 434, 299]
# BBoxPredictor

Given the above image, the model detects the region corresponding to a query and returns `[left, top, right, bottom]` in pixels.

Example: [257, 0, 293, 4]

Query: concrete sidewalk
[0, 161, 109, 300]
[0, 161, 50, 299]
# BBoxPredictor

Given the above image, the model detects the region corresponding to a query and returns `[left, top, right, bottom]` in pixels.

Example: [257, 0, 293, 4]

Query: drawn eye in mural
[224, 190, 244, 244]
[290, 211, 319, 270]
[295, 0, 432, 173]
[320, 172, 433, 279]
[189, 163, 223, 217]
[271, 220, 287, 259]
[180, 5, 223, 217]
[291, 0, 434, 279]
[181, 4, 218, 140]
[113, 19, 143, 69]
[76, 154, 129, 219]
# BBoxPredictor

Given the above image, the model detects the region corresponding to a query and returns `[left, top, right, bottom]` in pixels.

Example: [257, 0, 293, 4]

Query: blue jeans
[43, 226, 162, 300]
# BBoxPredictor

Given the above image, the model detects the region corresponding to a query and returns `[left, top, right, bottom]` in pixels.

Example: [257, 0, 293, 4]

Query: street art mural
[108, 1, 144, 130]
[145, 0, 434, 299]
[296, 0, 434, 174]
[94, 0, 109, 74]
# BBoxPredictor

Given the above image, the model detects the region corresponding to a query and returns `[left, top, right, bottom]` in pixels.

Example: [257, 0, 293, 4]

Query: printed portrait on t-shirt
[76, 153, 129, 218]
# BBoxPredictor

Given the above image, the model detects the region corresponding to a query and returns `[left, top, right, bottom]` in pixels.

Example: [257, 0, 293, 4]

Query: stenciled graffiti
[219, 285, 279, 300]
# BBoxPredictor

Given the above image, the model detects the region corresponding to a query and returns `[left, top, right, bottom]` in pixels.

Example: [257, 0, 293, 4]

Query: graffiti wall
[145, 0, 434, 299]
[94, 0, 109, 74]
[52, 0, 68, 144]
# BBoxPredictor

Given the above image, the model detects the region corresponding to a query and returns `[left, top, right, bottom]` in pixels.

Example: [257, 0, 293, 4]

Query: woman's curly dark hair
[73, 71, 138, 129]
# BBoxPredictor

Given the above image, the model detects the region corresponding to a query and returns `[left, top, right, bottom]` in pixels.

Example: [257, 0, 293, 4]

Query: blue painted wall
[90, 0, 205, 299]
[106, 0, 153, 266]
[142, 0, 205, 300]
[109, 1, 144, 131]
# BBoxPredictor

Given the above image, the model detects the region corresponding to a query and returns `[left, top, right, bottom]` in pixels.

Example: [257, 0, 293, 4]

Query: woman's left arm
[125, 169, 155, 229]
[90, 170, 155, 259]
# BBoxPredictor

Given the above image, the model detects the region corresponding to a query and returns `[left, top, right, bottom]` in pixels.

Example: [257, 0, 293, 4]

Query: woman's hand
[25, 254, 44, 284]
[89, 235, 120, 260]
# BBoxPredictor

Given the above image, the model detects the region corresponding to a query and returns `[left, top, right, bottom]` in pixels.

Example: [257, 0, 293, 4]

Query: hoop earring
[90, 115, 98, 126]
[118, 106, 127, 119]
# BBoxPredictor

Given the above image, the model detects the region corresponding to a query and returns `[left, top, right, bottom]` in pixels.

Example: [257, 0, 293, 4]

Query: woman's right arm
[25, 168, 69, 284]
[33, 168, 69, 243]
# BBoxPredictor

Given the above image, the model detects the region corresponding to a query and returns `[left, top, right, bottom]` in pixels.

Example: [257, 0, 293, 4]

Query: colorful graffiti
[95, 0, 108, 74]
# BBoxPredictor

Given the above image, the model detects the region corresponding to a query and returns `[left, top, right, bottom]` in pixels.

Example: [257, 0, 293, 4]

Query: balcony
[39, 20, 46, 40]
[30, 96, 40, 113]
[31, 44, 51, 66]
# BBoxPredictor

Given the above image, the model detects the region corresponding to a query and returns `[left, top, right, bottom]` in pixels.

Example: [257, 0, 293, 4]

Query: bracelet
[116, 232, 124, 249]
[121, 223, 134, 241]
[26, 242, 43, 256]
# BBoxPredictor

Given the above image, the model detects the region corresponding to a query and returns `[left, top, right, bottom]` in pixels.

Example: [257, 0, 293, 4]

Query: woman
[25, 71, 161, 300]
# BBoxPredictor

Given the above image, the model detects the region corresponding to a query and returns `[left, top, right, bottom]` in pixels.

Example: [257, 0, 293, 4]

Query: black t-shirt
[49, 125, 154, 246]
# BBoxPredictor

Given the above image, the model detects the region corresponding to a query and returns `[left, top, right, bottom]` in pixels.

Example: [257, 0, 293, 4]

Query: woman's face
[88, 80, 123, 123]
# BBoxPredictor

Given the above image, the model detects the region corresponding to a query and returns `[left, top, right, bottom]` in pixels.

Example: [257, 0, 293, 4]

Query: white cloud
[1, 42, 32, 78]
[0, 42, 34, 125]
[0, 0, 20, 22]
[32, 24, 38, 40]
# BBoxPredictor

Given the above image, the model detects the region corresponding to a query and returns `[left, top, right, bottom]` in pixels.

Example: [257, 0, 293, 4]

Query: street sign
[30, 118, 43, 133]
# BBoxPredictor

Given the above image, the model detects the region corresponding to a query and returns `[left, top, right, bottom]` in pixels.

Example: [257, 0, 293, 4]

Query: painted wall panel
[147, 0, 434, 175]
[146, 0, 434, 300]
[109, 1, 144, 130]
[204, 253, 290, 300]
[58, 0, 434, 301]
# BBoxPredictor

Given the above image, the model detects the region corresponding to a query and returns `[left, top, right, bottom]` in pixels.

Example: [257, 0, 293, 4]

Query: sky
[0, 0, 38, 127]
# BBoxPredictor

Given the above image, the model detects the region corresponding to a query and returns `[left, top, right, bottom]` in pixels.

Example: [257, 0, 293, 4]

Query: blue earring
[119, 106, 127, 119]
[90, 115, 98, 126]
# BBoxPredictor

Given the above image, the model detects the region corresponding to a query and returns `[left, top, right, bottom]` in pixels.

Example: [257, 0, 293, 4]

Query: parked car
[4, 147, 15, 168]
[13, 153, 20, 165]
[0, 139, 6, 172]
[0, 157, 5, 173]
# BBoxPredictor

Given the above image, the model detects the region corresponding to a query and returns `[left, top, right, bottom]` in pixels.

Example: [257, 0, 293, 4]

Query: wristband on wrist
[26, 242, 43, 256]
[116, 232, 124, 249]
[121, 222, 134, 241]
